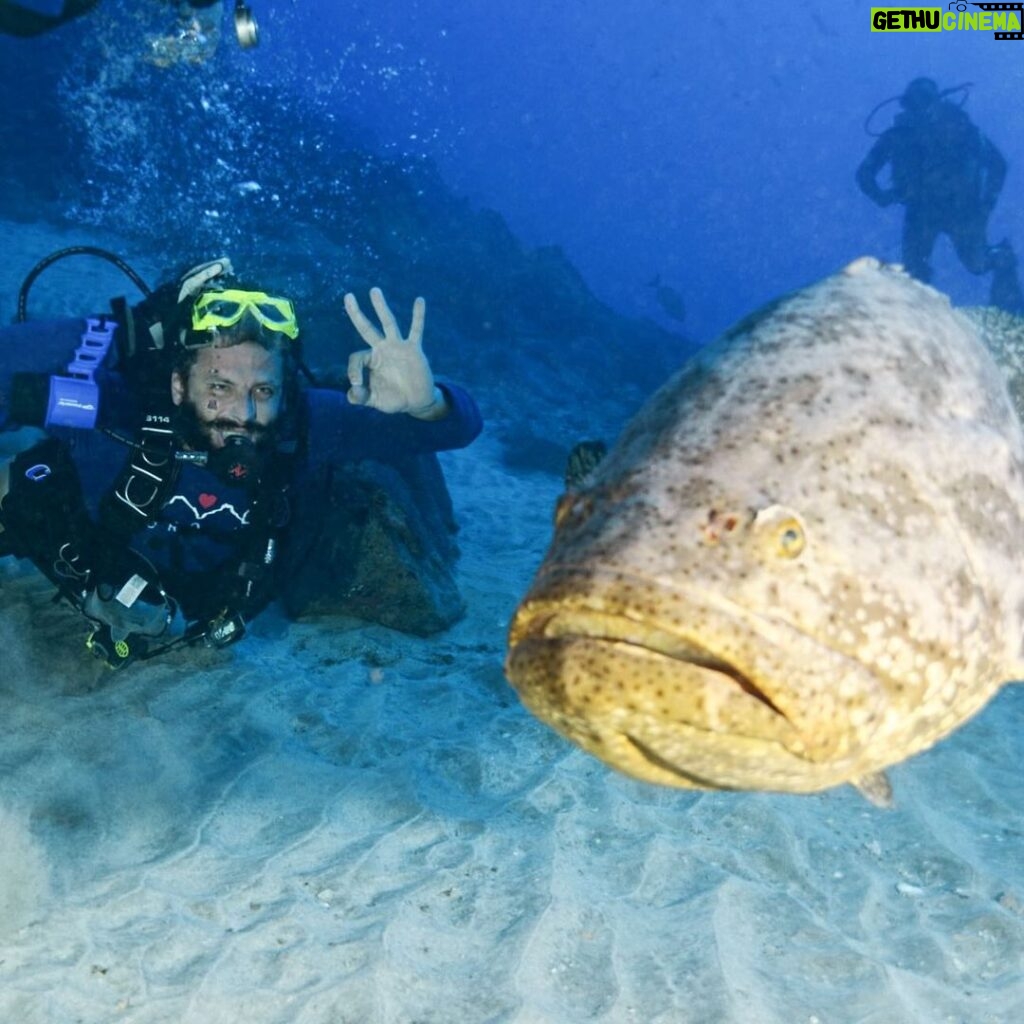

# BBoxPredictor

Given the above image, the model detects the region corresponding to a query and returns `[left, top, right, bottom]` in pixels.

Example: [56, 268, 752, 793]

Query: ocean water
[0, 2, 1022, 1021]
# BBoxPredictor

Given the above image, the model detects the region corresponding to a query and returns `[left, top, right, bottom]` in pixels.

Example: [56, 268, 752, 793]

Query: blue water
[0, 2, 1023, 1022]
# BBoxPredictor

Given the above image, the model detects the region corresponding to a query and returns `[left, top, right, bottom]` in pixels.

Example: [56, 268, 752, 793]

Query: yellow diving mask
[190, 289, 299, 342]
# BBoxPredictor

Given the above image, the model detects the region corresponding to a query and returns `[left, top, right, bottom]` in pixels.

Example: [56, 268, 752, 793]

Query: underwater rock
[6, 40, 687, 452]
[507, 258, 1024, 800]
[280, 452, 465, 636]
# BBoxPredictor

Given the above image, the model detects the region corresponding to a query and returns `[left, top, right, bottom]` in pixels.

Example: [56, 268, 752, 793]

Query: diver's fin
[852, 771, 894, 809]
[989, 241, 1024, 315]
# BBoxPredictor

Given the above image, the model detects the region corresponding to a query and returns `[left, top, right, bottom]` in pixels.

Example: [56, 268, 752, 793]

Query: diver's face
[171, 342, 285, 450]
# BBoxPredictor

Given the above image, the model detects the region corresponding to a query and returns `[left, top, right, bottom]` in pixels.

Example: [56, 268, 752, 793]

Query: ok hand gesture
[344, 288, 447, 419]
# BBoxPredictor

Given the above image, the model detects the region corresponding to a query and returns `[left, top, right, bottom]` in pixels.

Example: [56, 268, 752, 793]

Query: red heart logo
[198, 493, 218, 509]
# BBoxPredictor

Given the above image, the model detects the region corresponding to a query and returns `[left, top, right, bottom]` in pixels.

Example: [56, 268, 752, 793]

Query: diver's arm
[304, 286, 483, 462]
[855, 134, 898, 207]
[303, 381, 482, 463]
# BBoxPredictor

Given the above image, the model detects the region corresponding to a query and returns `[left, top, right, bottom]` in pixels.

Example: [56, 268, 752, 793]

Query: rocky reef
[0, 18, 689, 634]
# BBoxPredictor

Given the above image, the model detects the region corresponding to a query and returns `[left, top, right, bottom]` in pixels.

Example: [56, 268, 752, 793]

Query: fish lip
[621, 733, 742, 789]
[532, 610, 790, 720]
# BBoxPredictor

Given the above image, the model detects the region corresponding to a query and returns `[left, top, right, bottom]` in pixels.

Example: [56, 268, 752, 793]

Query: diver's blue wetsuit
[0, 317, 483, 625]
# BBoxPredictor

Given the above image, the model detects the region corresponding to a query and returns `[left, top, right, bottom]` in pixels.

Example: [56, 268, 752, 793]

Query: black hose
[863, 95, 900, 138]
[864, 81, 973, 138]
[16, 246, 152, 323]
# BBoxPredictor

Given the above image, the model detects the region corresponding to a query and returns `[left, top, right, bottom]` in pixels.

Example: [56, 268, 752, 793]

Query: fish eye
[778, 522, 805, 558]
[753, 504, 807, 560]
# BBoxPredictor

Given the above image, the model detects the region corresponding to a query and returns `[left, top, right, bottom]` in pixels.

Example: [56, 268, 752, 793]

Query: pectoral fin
[852, 771, 894, 809]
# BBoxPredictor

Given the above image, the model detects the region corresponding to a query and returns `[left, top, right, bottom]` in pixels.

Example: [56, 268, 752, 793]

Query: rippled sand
[0, 228, 1022, 1022]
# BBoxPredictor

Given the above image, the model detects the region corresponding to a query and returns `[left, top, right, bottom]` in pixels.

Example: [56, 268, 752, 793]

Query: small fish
[648, 274, 687, 324]
[506, 258, 1024, 802]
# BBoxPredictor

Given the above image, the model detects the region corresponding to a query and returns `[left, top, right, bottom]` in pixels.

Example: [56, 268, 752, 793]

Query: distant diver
[856, 77, 1023, 314]
[0, 1, 259, 50]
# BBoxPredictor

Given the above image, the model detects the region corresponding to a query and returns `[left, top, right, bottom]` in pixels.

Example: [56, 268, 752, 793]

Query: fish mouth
[505, 609, 812, 790]
[506, 580, 885, 788]
[640, 641, 786, 718]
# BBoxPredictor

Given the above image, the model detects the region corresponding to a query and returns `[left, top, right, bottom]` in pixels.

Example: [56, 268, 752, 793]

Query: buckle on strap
[46, 317, 117, 430]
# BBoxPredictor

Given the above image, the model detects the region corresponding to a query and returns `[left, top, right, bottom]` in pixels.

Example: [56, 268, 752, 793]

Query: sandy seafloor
[0, 223, 1023, 1024]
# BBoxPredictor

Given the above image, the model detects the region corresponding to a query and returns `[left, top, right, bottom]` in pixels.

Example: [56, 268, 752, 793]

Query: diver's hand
[131, 256, 233, 351]
[343, 288, 448, 420]
[176, 257, 233, 304]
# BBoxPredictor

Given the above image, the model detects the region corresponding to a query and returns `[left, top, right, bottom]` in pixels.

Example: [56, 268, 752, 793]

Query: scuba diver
[0, 1, 259, 49]
[856, 77, 1023, 313]
[0, 256, 482, 667]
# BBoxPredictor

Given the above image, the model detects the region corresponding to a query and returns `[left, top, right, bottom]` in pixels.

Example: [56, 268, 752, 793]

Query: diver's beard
[174, 399, 277, 452]
[173, 400, 279, 488]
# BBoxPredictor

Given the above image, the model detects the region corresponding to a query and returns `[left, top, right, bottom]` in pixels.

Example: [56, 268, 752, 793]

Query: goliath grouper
[506, 258, 1024, 802]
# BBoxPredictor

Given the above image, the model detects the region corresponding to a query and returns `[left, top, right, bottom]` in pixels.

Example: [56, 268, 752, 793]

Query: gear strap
[97, 416, 291, 651]
[99, 411, 179, 535]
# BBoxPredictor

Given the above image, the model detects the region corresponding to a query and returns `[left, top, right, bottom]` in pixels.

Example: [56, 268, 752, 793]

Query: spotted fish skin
[506, 258, 1024, 796]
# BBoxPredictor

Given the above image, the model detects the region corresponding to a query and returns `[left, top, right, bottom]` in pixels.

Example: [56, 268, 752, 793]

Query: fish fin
[564, 440, 607, 490]
[960, 305, 1024, 421]
[1001, 634, 1024, 683]
[852, 771, 894, 809]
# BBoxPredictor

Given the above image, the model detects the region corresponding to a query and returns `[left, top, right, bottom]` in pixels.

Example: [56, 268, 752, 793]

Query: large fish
[505, 258, 1024, 801]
